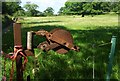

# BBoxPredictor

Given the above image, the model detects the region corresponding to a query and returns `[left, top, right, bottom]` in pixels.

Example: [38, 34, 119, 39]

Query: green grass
[22, 14, 118, 29]
[2, 14, 120, 80]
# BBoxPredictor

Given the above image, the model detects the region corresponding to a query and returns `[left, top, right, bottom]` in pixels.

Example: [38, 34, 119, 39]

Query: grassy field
[2, 14, 120, 80]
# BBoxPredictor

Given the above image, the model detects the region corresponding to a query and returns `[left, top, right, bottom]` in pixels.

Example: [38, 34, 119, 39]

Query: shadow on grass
[23, 20, 62, 24]
[2, 24, 120, 80]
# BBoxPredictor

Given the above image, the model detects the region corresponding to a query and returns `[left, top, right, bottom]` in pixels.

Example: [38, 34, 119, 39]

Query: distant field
[22, 14, 118, 30]
[2, 14, 120, 80]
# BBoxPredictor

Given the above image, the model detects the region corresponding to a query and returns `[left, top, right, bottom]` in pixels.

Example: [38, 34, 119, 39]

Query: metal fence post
[13, 23, 23, 81]
[106, 36, 116, 81]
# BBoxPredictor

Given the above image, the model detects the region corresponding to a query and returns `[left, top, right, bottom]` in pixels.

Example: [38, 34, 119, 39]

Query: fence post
[106, 36, 116, 81]
[13, 23, 23, 81]
[27, 31, 33, 50]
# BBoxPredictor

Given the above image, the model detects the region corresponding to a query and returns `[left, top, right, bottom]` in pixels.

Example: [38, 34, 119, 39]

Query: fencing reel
[28, 28, 79, 54]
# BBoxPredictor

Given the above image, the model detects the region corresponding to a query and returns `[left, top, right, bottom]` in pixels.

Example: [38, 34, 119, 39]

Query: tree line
[2, 1, 119, 17]
[2, 2, 54, 17]
[58, 1, 119, 16]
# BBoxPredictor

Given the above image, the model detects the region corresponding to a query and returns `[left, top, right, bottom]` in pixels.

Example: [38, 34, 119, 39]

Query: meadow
[2, 14, 120, 81]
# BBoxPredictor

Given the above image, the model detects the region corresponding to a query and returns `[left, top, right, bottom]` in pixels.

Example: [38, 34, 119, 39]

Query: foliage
[110, 2, 120, 13]
[36, 11, 46, 17]
[23, 2, 39, 16]
[58, 7, 65, 15]
[13, 10, 25, 17]
[2, 15, 13, 29]
[2, 14, 120, 80]
[2, 2, 22, 16]
[44, 7, 54, 16]
[2, 2, 23, 29]
[58, 2, 119, 16]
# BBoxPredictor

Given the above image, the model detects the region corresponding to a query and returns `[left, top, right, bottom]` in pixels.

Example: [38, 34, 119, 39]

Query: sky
[20, 0, 68, 14]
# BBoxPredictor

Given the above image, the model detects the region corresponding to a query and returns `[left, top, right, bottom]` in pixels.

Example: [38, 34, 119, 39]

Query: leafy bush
[13, 10, 25, 17]
[2, 15, 13, 29]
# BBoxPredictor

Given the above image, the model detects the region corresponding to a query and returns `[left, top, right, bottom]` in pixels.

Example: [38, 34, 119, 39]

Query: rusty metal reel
[37, 28, 74, 54]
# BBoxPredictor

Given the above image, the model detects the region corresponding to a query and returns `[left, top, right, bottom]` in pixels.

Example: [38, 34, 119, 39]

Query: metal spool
[37, 28, 74, 54]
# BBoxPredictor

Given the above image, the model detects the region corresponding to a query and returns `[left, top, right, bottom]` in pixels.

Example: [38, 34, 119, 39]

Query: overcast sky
[20, 0, 68, 14]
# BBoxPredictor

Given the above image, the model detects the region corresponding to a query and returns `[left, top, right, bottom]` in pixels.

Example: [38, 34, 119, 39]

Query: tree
[23, 2, 39, 16]
[100, 2, 111, 12]
[110, 2, 119, 13]
[13, 10, 25, 17]
[58, 7, 65, 15]
[2, 2, 23, 15]
[2, 2, 23, 29]
[82, 3, 93, 15]
[61, 2, 87, 15]
[44, 7, 54, 16]
[64, 2, 83, 15]
[59, 1, 118, 16]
